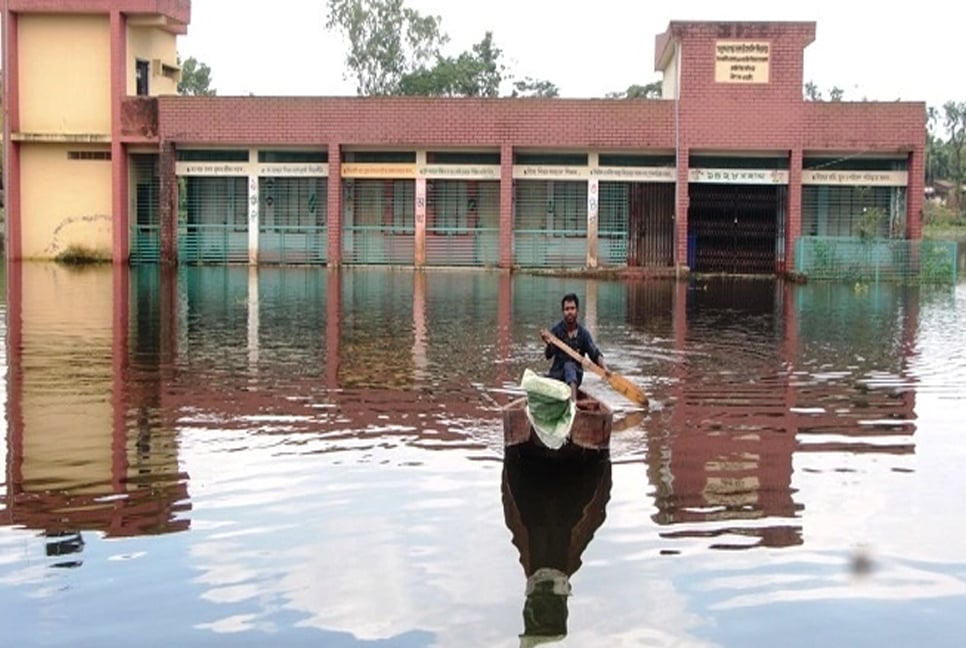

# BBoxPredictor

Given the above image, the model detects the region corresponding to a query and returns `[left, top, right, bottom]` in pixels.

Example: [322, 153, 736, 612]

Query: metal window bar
[258, 177, 328, 264]
[513, 180, 587, 267]
[425, 180, 501, 266]
[179, 176, 250, 264]
[795, 237, 957, 284]
[130, 154, 161, 263]
[801, 185, 903, 238]
[341, 179, 415, 265]
[598, 182, 629, 266]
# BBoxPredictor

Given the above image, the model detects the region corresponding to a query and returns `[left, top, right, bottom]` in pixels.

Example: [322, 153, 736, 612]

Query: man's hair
[561, 293, 579, 309]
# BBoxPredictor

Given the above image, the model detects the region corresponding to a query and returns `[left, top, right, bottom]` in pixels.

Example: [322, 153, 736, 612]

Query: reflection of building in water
[2, 265, 191, 543]
[645, 279, 918, 550]
[502, 447, 612, 645]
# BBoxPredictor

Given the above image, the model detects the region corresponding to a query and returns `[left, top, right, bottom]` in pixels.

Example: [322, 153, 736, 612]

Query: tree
[325, 0, 557, 98]
[178, 56, 216, 96]
[398, 32, 504, 97]
[605, 81, 662, 99]
[940, 101, 966, 211]
[325, 0, 447, 96]
[804, 81, 844, 102]
[510, 77, 559, 98]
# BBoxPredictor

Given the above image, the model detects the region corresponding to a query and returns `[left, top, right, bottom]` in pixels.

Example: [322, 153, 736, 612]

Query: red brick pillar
[786, 148, 803, 273]
[327, 142, 343, 265]
[158, 141, 178, 265]
[675, 150, 690, 269]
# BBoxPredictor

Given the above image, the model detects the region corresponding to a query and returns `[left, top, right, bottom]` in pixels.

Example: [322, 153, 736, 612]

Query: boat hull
[502, 390, 613, 454]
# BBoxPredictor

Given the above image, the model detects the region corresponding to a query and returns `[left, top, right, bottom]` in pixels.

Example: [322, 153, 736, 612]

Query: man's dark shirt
[544, 321, 603, 386]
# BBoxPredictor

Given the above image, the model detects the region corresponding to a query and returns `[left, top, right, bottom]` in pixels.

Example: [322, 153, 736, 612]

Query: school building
[2, 1, 926, 275]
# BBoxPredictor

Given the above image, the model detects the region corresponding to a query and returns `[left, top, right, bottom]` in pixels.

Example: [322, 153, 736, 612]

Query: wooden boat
[502, 445, 612, 643]
[502, 390, 613, 455]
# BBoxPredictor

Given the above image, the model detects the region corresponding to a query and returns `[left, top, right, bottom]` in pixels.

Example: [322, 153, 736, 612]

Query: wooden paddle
[541, 329, 649, 407]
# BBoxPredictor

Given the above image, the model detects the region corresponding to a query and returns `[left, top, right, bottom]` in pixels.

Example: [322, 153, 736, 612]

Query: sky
[177, 0, 961, 109]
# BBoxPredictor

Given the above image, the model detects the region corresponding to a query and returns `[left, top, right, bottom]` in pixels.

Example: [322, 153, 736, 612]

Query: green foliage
[55, 245, 111, 265]
[325, 0, 448, 95]
[510, 77, 560, 98]
[605, 81, 662, 99]
[178, 56, 216, 96]
[804, 81, 844, 101]
[398, 32, 504, 97]
[325, 0, 557, 98]
[920, 240, 956, 284]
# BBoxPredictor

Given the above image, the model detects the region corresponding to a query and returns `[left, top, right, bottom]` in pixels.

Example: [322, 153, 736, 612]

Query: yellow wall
[20, 264, 115, 494]
[19, 14, 112, 135]
[21, 145, 113, 259]
[127, 26, 181, 96]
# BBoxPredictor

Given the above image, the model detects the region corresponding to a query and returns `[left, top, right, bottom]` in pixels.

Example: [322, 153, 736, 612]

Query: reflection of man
[539, 293, 607, 402]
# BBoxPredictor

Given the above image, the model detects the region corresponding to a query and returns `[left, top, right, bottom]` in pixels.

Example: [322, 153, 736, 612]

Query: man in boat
[539, 293, 609, 402]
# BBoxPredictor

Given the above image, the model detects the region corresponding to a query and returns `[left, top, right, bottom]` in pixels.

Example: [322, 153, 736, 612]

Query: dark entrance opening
[687, 184, 785, 274]
[627, 183, 675, 267]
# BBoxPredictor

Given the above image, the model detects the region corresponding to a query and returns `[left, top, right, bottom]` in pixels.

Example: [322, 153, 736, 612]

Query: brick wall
[157, 96, 677, 150]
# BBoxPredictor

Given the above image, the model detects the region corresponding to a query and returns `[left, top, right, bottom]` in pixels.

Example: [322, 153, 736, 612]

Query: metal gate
[258, 177, 328, 264]
[130, 154, 161, 263]
[425, 180, 500, 266]
[514, 180, 588, 267]
[606, 182, 676, 267]
[688, 184, 785, 274]
[341, 179, 415, 265]
[179, 176, 250, 263]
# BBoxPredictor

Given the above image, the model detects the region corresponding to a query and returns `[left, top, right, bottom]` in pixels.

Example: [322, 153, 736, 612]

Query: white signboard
[689, 168, 789, 185]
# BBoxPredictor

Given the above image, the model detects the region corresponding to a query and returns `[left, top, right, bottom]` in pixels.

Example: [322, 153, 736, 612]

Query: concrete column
[414, 150, 427, 266]
[247, 148, 259, 265]
[499, 142, 514, 268]
[110, 11, 129, 264]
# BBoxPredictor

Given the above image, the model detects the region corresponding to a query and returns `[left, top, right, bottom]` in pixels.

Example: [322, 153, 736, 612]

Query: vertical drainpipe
[110, 10, 129, 264]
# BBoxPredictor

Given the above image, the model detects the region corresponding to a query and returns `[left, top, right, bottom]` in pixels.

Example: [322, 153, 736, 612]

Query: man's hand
[539, 328, 552, 344]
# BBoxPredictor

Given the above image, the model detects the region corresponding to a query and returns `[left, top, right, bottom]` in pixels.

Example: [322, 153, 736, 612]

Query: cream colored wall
[20, 145, 114, 259]
[19, 14, 112, 135]
[21, 264, 115, 494]
[127, 26, 181, 96]
[661, 45, 679, 100]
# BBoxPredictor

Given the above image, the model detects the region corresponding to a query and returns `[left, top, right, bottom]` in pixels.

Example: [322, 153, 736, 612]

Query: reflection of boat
[502, 391, 613, 455]
[502, 445, 612, 646]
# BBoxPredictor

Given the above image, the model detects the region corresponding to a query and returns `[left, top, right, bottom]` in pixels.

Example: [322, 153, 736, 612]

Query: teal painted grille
[259, 176, 328, 264]
[598, 182, 629, 266]
[425, 180, 500, 266]
[179, 224, 250, 263]
[795, 237, 957, 284]
[342, 179, 415, 265]
[180, 176, 249, 264]
[514, 180, 588, 267]
[130, 154, 161, 263]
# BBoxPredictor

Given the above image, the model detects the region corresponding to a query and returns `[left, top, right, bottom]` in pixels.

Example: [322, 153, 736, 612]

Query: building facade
[2, 2, 926, 275]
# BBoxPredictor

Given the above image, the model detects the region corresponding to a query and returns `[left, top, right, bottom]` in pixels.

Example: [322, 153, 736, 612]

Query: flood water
[2, 263, 965, 647]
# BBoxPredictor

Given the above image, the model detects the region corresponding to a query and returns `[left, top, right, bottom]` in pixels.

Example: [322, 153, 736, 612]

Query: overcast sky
[179, 0, 956, 108]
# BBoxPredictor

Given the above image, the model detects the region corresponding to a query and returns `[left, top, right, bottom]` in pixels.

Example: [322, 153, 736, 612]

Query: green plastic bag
[520, 368, 575, 449]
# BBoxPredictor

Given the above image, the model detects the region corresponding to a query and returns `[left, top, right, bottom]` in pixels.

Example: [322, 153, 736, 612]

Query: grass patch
[54, 245, 111, 265]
